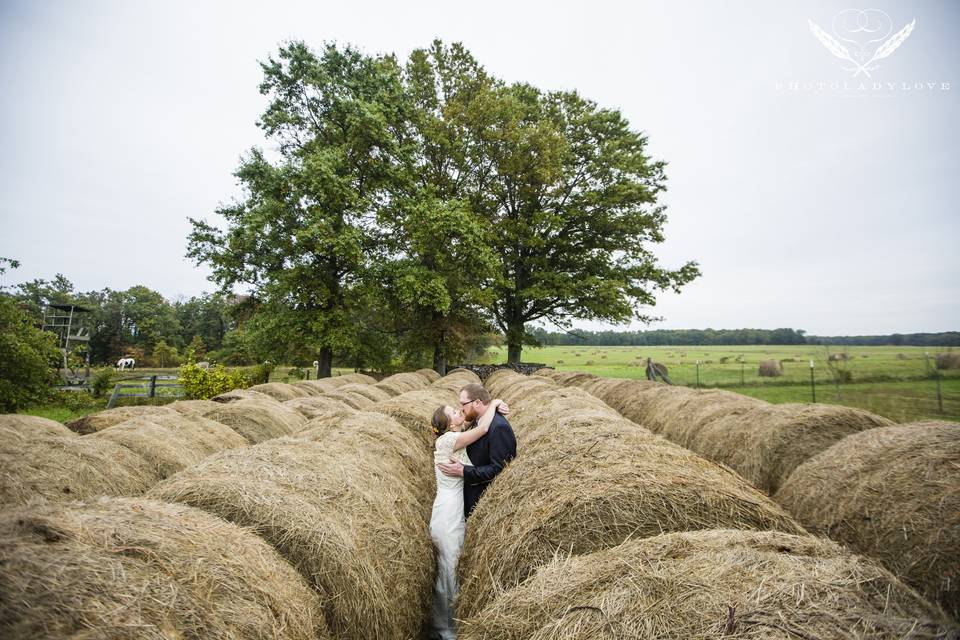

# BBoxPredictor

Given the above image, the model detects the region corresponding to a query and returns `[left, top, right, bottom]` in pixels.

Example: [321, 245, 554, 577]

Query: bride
[429, 397, 508, 640]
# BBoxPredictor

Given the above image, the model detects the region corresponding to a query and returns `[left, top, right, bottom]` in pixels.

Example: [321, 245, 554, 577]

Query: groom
[438, 382, 517, 518]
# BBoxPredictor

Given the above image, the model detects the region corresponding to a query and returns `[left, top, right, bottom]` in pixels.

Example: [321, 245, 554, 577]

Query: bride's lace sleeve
[434, 431, 458, 459]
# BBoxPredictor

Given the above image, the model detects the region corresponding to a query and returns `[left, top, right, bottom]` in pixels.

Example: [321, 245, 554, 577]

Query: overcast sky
[1, 0, 957, 336]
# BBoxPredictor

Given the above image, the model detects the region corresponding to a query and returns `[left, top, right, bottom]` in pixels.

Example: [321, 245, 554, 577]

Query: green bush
[0, 295, 61, 411]
[46, 389, 100, 411]
[178, 361, 250, 400]
[287, 366, 306, 380]
[89, 367, 117, 397]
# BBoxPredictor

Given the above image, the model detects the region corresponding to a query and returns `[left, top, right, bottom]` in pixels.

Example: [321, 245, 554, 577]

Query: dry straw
[0, 414, 74, 439]
[89, 414, 247, 478]
[457, 373, 806, 620]
[687, 402, 893, 493]
[758, 359, 783, 377]
[65, 404, 179, 434]
[250, 382, 313, 401]
[460, 529, 956, 640]
[178, 398, 305, 443]
[148, 437, 433, 640]
[212, 388, 280, 403]
[373, 387, 457, 449]
[0, 497, 329, 639]
[775, 420, 960, 620]
[0, 433, 159, 505]
[283, 395, 355, 419]
[415, 367, 442, 383]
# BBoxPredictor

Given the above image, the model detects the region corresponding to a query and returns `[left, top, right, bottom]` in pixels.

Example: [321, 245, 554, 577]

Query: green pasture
[480, 345, 960, 423]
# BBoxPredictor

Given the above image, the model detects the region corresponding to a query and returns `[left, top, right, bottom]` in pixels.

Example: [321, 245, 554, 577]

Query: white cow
[115, 357, 136, 371]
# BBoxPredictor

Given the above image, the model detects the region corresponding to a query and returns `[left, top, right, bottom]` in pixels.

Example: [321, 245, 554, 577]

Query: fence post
[809, 359, 816, 403]
[935, 366, 943, 414]
[695, 360, 700, 388]
[148, 375, 157, 400]
[107, 383, 121, 409]
[740, 359, 745, 386]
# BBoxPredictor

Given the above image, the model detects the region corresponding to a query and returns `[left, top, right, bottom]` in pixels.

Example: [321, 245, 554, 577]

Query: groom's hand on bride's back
[438, 459, 464, 477]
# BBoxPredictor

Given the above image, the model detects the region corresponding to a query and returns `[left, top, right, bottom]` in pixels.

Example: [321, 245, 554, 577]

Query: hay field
[480, 345, 960, 422]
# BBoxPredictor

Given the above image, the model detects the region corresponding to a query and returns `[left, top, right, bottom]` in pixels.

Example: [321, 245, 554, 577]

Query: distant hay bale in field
[65, 405, 178, 435]
[585, 359, 594, 365]
[758, 359, 782, 377]
[459, 530, 954, 640]
[250, 382, 311, 401]
[212, 387, 279, 403]
[556, 359, 564, 364]
[0, 434, 159, 506]
[457, 418, 805, 620]
[283, 396, 355, 420]
[828, 353, 849, 362]
[0, 497, 328, 639]
[897, 353, 907, 360]
[90, 414, 247, 478]
[0, 414, 73, 439]
[936, 352, 960, 370]
[689, 403, 894, 493]
[775, 420, 960, 619]
[149, 438, 432, 640]
[189, 399, 304, 443]
[600, 354, 607, 359]
[414, 367, 441, 383]
[780, 357, 795, 363]
[719, 356, 730, 364]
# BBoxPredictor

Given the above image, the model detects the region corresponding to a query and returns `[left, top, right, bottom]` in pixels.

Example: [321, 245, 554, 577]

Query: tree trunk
[433, 342, 447, 376]
[506, 320, 524, 365]
[317, 347, 333, 379]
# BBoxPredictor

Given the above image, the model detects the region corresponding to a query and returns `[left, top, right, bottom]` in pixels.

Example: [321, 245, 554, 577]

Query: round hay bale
[414, 367, 441, 383]
[690, 403, 894, 493]
[168, 399, 223, 415]
[639, 387, 762, 446]
[89, 414, 247, 478]
[319, 389, 376, 410]
[212, 388, 280, 403]
[0, 497, 329, 639]
[758, 359, 783, 377]
[459, 529, 955, 639]
[337, 383, 392, 404]
[457, 421, 806, 620]
[484, 369, 522, 393]
[283, 396, 355, 420]
[936, 352, 960, 370]
[148, 438, 432, 640]
[373, 381, 407, 397]
[373, 387, 456, 450]
[0, 414, 74, 439]
[64, 404, 178, 435]
[377, 372, 429, 393]
[299, 411, 433, 507]
[290, 380, 327, 396]
[0, 434, 159, 506]
[775, 420, 960, 619]
[250, 382, 311, 401]
[192, 399, 304, 443]
[335, 372, 378, 385]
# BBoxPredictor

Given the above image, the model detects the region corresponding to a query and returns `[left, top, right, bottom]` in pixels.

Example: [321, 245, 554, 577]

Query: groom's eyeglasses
[459, 399, 475, 406]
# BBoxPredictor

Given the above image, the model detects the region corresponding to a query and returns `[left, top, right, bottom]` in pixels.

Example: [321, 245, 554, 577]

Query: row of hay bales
[1, 367, 469, 639]
[535, 369, 893, 494]
[452, 370, 957, 638]
[532, 368, 960, 623]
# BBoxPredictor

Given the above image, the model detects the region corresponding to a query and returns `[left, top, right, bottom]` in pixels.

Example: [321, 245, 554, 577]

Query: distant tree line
[528, 327, 959, 347]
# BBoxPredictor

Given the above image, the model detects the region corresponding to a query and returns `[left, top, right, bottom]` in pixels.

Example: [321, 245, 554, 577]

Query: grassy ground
[480, 345, 960, 423]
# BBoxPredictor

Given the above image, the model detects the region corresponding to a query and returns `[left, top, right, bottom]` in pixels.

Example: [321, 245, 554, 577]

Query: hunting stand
[42, 303, 93, 383]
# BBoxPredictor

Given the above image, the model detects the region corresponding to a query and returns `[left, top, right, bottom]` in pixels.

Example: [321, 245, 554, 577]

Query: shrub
[287, 367, 306, 381]
[0, 295, 60, 412]
[46, 389, 100, 411]
[90, 368, 117, 398]
[178, 361, 250, 400]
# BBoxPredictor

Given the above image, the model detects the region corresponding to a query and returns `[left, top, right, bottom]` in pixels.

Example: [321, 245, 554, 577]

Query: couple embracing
[429, 382, 517, 640]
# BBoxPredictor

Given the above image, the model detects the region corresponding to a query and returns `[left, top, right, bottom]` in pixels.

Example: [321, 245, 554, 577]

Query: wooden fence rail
[106, 375, 184, 409]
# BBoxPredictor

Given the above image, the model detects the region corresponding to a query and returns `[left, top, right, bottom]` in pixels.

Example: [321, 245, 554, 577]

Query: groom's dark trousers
[463, 413, 517, 519]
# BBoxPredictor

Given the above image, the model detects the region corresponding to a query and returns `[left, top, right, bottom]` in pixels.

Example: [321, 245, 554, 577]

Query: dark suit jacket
[463, 413, 516, 518]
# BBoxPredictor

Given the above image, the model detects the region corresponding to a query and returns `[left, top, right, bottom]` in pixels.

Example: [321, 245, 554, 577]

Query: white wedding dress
[430, 431, 472, 640]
